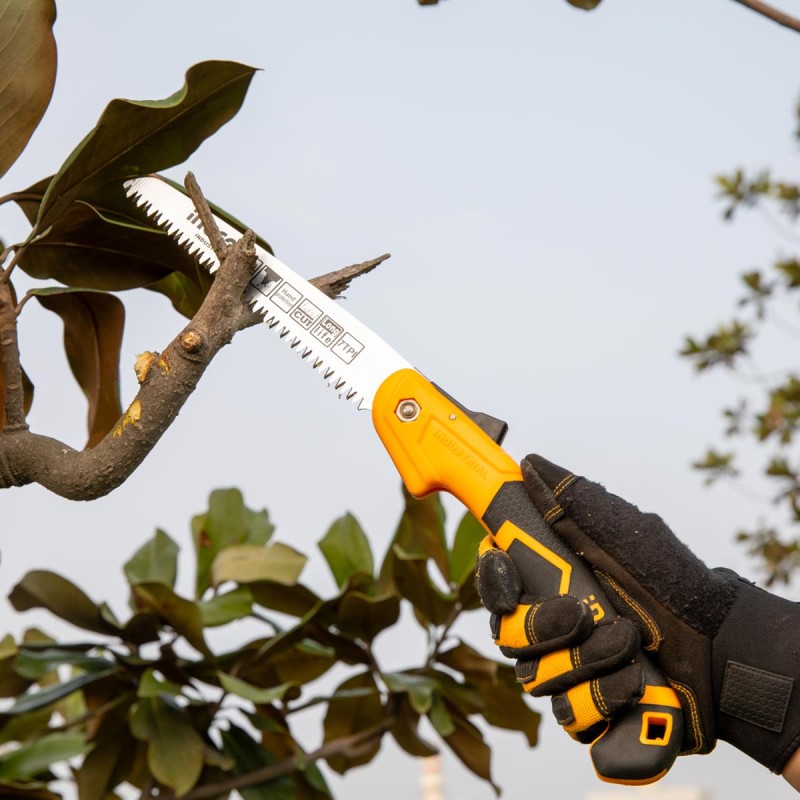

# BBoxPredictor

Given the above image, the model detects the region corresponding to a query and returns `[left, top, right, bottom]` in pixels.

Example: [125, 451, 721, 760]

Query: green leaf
[0, 0, 57, 178]
[75, 703, 136, 800]
[389, 697, 438, 758]
[248, 581, 320, 618]
[199, 586, 253, 627]
[124, 529, 179, 588]
[383, 672, 435, 715]
[0, 733, 91, 780]
[14, 647, 113, 681]
[147, 269, 210, 318]
[391, 545, 457, 627]
[0, 706, 54, 746]
[337, 591, 400, 641]
[565, 0, 603, 8]
[192, 488, 275, 597]
[220, 723, 295, 800]
[137, 669, 184, 699]
[131, 583, 210, 658]
[380, 489, 450, 590]
[211, 543, 306, 588]
[450, 511, 485, 586]
[322, 672, 383, 774]
[130, 697, 204, 797]
[9, 571, 117, 636]
[7, 667, 117, 715]
[442, 712, 499, 794]
[217, 673, 294, 704]
[33, 289, 124, 448]
[36, 60, 258, 231]
[318, 513, 374, 588]
[429, 693, 455, 736]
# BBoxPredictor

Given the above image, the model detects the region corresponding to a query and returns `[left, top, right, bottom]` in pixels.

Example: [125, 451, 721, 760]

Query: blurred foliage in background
[682, 99, 800, 586]
[0, 488, 539, 799]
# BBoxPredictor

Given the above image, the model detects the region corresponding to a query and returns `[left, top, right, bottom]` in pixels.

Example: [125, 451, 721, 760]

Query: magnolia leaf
[322, 672, 383, 774]
[14, 647, 113, 681]
[75, 703, 136, 800]
[337, 591, 400, 641]
[449, 511, 484, 586]
[0, 0, 57, 178]
[147, 269, 210, 318]
[199, 586, 253, 627]
[381, 489, 449, 591]
[389, 697, 438, 758]
[7, 668, 118, 715]
[391, 546, 457, 627]
[33, 289, 124, 448]
[248, 581, 320, 618]
[238, 641, 336, 689]
[137, 669, 184, 699]
[383, 672, 435, 715]
[124, 529, 179, 588]
[130, 697, 204, 797]
[131, 583, 211, 658]
[14, 177, 269, 309]
[9, 571, 117, 635]
[36, 60, 258, 231]
[220, 723, 295, 800]
[16, 187, 191, 289]
[217, 673, 294, 705]
[211, 543, 306, 588]
[192, 488, 275, 597]
[429, 693, 455, 737]
[318, 513, 374, 588]
[0, 733, 91, 781]
[442, 712, 499, 795]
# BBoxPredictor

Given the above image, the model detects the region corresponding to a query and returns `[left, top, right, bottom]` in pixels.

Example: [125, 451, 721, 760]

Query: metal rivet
[449, 414, 456, 420]
[396, 399, 420, 422]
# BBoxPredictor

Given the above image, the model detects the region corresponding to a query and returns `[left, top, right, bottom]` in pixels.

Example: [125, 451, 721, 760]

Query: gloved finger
[514, 618, 640, 695]
[475, 537, 523, 614]
[492, 594, 596, 658]
[550, 663, 645, 737]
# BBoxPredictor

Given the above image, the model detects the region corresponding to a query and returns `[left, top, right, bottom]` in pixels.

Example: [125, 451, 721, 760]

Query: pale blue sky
[1, 1, 799, 798]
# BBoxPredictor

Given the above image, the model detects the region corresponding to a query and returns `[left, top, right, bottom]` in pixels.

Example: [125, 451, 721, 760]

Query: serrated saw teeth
[124, 175, 414, 411]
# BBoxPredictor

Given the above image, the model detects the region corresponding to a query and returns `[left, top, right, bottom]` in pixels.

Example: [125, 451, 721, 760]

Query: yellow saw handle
[372, 369, 682, 785]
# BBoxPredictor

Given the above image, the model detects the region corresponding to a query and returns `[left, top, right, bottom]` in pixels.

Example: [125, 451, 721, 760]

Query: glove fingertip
[476, 548, 523, 614]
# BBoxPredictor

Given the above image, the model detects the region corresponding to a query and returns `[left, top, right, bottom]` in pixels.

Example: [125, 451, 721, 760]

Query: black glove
[476, 453, 800, 773]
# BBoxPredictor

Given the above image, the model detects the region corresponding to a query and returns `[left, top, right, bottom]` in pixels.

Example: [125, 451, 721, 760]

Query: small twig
[0, 247, 24, 284]
[731, 0, 800, 33]
[426, 601, 462, 669]
[185, 172, 229, 260]
[0, 245, 14, 268]
[14, 293, 34, 316]
[182, 718, 393, 800]
[311, 253, 391, 298]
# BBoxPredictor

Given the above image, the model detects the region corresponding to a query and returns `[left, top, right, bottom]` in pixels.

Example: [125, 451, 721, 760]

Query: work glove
[476, 454, 800, 774]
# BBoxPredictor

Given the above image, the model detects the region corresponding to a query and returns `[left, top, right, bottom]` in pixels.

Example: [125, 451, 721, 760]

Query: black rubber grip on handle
[482, 482, 682, 784]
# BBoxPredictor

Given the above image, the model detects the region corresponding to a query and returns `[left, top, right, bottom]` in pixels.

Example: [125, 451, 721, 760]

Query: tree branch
[730, 0, 800, 33]
[0, 281, 28, 432]
[181, 718, 393, 800]
[0, 174, 391, 499]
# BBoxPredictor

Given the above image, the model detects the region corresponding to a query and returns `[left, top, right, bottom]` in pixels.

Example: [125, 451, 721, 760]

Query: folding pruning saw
[125, 175, 683, 785]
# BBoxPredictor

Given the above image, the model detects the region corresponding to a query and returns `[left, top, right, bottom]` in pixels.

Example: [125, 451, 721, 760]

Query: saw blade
[125, 176, 413, 410]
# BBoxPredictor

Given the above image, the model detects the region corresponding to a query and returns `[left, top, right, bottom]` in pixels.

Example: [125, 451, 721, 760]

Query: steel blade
[124, 176, 413, 410]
